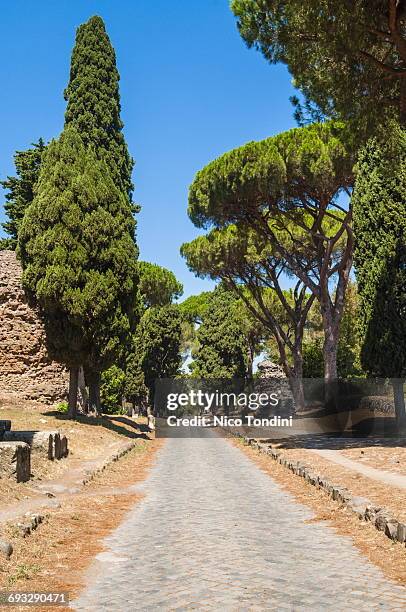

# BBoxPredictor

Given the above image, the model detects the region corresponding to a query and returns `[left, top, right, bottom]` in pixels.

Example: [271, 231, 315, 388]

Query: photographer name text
[166, 415, 293, 427]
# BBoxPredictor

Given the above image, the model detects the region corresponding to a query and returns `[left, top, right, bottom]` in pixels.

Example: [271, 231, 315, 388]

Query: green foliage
[302, 282, 363, 378]
[353, 124, 406, 377]
[122, 262, 184, 406]
[336, 282, 363, 378]
[56, 15, 139, 382]
[124, 348, 148, 407]
[191, 286, 249, 378]
[100, 365, 126, 414]
[64, 15, 134, 200]
[231, 1, 406, 130]
[187, 122, 353, 230]
[136, 304, 183, 399]
[302, 338, 324, 379]
[185, 121, 355, 384]
[55, 401, 69, 413]
[178, 292, 212, 324]
[138, 261, 183, 308]
[18, 127, 139, 373]
[0, 140, 46, 249]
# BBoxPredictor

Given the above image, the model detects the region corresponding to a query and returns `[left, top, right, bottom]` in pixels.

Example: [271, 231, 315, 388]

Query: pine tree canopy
[178, 292, 212, 324]
[187, 122, 353, 230]
[64, 15, 134, 200]
[138, 261, 183, 308]
[231, 0, 406, 130]
[18, 127, 139, 371]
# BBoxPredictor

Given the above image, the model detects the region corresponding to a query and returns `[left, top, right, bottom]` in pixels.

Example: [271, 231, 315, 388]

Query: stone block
[60, 435, 69, 458]
[333, 487, 343, 501]
[397, 522, 406, 543]
[0, 420, 12, 434]
[348, 496, 371, 519]
[365, 505, 381, 522]
[375, 511, 390, 532]
[3, 430, 68, 461]
[0, 538, 13, 558]
[385, 520, 399, 540]
[0, 441, 30, 482]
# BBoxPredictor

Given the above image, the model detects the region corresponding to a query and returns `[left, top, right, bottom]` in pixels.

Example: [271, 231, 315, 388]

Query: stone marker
[0, 420, 12, 435]
[397, 522, 406, 543]
[3, 430, 68, 461]
[385, 519, 399, 541]
[54, 433, 61, 459]
[0, 538, 13, 558]
[0, 441, 31, 482]
[60, 435, 69, 458]
[375, 511, 390, 532]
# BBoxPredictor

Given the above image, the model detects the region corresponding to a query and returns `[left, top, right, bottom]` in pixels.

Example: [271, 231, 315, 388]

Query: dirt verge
[0, 399, 150, 509]
[0, 437, 163, 611]
[231, 437, 406, 587]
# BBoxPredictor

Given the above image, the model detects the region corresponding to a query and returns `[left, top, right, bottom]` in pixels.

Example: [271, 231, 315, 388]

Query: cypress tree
[18, 127, 138, 417]
[191, 286, 248, 379]
[136, 305, 183, 403]
[0, 139, 46, 250]
[64, 15, 134, 200]
[353, 124, 406, 428]
[63, 15, 139, 410]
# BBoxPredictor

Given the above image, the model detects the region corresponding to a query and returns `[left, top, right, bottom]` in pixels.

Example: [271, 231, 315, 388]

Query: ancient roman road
[73, 431, 406, 611]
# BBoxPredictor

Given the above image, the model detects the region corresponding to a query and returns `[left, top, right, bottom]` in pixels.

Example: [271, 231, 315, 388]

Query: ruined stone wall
[0, 250, 68, 403]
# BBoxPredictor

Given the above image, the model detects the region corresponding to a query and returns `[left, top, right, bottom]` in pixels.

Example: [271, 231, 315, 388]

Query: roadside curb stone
[82, 440, 139, 485]
[0, 537, 13, 559]
[0, 439, 141, 556]
[233, 432, 406, 548]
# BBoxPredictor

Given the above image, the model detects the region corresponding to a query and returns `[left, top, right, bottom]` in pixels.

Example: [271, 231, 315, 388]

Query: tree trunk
[78, 366, 89, 413]
[246, 344, 254, 380]
[289, 350, 305, 412]
[322, 326, 339, 408]
[88, 371, 102, 416]
[289, 376, 305, 413]
[392, 379, 406, 431]
[68, 367, 79, 419]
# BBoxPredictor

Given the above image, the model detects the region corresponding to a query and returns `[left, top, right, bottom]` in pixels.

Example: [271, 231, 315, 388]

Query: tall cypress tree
[63, 16, 139, 411]
[64, 15, 134, 201]
[18, 127, 138, 417]
[191, 286, 248, 379]
[353, 124, 406, 429]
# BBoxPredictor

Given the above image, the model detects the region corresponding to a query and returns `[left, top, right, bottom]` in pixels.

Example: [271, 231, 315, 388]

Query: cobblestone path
[73, 432, 406, 611]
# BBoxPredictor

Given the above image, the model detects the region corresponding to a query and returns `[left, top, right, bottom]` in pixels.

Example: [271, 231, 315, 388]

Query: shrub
[100, 366, 126, 414]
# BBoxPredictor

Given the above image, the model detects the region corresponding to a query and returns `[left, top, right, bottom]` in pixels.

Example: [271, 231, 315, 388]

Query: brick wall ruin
[0, 250, 68, 403]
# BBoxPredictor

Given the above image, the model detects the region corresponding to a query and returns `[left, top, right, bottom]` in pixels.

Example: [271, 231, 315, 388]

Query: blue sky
[0, 0, 299, 298]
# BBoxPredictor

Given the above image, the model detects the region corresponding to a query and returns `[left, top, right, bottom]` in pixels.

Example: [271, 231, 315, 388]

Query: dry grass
[275, 446, 406, 523]
[341, 444, 406, 475]
[0, 436, 163, 611]
[0, 398, 150, 508]
[232, 438, 406, 587]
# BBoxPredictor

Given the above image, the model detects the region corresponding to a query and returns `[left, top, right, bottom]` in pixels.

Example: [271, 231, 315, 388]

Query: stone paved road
[73, 431, 406, 611]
